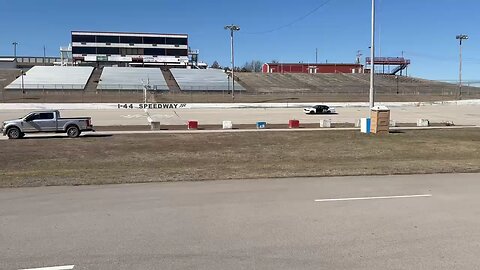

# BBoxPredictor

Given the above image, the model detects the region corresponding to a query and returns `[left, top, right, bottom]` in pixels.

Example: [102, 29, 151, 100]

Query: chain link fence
[1, 84, 479, 103]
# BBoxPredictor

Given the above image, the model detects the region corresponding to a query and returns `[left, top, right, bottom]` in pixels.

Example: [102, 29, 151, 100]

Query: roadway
[1, 173, 480, 269]
[1, 104, 480, 126]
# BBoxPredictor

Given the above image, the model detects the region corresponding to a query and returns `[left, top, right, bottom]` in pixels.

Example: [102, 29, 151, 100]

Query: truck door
[26, 112, 56, 132]
[35, 112, 56, 131]
[22, 113, 40, 132]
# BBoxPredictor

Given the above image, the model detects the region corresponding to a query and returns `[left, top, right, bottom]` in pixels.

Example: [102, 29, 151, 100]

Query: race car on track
[303, 105, 335, 114]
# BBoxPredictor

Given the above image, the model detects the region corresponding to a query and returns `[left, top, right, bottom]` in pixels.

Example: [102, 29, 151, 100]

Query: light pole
[395, 75, 399, 94]
[21, 70, 25, 95]
[456, 34, 468, 99]
[12, 42, 18, 62]
[369, 0, 376, 108]
[224, 24, 240, 101]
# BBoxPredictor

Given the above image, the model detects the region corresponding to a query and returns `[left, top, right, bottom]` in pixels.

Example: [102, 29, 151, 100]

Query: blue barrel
[256, 121, 267, 129]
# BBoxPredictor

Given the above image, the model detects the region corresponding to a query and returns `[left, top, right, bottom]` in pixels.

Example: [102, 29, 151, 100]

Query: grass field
[0, 129, 479, 188]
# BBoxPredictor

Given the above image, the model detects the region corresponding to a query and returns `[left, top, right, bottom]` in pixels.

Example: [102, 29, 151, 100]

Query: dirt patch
[1, 129, 479, 188]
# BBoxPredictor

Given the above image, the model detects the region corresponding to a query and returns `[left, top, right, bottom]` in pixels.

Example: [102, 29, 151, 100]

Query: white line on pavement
[19, 265, 74, 270]
[314, 194, 432, 202]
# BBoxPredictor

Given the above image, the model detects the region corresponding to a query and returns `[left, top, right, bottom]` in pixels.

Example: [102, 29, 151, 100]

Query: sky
[0, 0, 478, 81]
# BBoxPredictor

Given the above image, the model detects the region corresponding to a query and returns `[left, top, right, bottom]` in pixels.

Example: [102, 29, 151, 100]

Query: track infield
[1, 129, 479, 188]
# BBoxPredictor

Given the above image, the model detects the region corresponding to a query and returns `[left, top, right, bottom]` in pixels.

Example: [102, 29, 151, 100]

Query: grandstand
[5, 66, 94, 90]
[0, 69, 22, 90]
[1, 66, 478, 103]
[97, 67, 168, 91]
[170, 68, 245, 91]
[236, 73, 473, 96]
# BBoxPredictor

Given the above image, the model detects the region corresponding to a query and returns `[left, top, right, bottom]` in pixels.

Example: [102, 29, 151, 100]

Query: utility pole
[369, 0, 376, 108]
[43, 45, 46, 64]
[224, 24, 240, 101]
[12, 42, 18, 62]
[456, 34, 468, 99]
[315, 48, 318, 64]
[21, 70, 25, 95]
[356, 50, 362, 64]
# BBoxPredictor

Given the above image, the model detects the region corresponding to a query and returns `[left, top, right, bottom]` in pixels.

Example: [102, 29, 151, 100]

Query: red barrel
[187, 120, 198, 129]
[289, 120, 300, 128]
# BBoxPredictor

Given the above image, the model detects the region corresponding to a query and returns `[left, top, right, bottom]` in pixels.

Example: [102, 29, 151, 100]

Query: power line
[405, 51, 480, 64]
[244, 0, 335, 35]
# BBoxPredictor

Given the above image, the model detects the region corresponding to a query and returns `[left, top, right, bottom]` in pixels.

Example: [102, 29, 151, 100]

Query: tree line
[210, 60, 263, 72]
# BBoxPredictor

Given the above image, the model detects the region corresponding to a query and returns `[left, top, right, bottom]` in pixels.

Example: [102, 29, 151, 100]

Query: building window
[72, 34, 95, 43]
[120, 48, 145, 55]
[120, 36, 142, 44]
[97, 47, 119, 54]
[144, 48, 166, 56]
[143, 37, 166, 45]
[96, 35, 120, 43]
[72, 46, 96, 54]
[166, 49, 188, 56]
[166, 37, 188, 45]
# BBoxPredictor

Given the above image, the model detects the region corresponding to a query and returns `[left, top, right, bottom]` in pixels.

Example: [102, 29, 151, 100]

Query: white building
[71, 31, 189, 67]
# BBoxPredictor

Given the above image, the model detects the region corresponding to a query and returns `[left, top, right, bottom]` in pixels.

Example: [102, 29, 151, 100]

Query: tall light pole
[224, 24, 240, 101]
[369, 0, 376, 108]
[456, 34, 468, 99]
[12, 42, 18, 62]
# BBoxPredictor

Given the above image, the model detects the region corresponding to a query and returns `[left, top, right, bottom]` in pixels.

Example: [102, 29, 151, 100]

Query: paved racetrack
[1, 104, 479, 126]
[1, 173, 480, 270]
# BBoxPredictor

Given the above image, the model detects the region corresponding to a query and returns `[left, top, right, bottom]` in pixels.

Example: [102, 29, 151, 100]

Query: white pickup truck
[2, 110, 94, 139]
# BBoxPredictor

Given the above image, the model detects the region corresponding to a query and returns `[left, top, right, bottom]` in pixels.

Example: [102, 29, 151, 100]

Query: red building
[262, 63, 364, 74]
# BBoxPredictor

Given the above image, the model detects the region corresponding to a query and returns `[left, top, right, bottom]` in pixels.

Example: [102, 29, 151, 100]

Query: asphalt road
[1, 104, 480, 126]
[2, 173, 480, 269]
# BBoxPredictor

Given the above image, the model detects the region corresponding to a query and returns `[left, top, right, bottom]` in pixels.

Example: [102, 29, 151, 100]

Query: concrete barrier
[361, 118, 371, 134]
[256, 121, 267, 129]
[417, 119, 430, 127]
[150, 121, 161, 130]
[289, 120, 300, 128]
[222, 121, 233, 129]
[320, 119, 331, 128]
[355, 119, 361, 128]
[187, 120, 198, 129]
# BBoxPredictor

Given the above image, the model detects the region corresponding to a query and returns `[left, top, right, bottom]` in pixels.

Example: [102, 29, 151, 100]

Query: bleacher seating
[5, 66, 94, 90]
[170, 68, 245, 91]
[97, 67, 168, 91]
[236, 72, 471, 95]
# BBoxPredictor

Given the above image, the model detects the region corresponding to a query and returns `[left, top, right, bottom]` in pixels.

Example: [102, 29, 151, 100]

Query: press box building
[71, 31, 189, 67]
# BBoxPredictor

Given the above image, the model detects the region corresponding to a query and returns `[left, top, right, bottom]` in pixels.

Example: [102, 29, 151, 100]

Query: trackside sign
[117, 103, 187, 109]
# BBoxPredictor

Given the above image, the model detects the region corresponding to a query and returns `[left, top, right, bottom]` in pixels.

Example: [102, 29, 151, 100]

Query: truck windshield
[22, 113, 34, 119]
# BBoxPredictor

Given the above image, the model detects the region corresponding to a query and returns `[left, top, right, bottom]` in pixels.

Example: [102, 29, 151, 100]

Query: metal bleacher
[170, 68, 245, 91]
[97, 67, 168, 91]
[5, 66, 94, 90]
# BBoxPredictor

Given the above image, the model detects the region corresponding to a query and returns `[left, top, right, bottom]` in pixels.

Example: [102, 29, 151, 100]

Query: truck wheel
[66, 125, 81, 138]
[7, 127, 22, 139]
